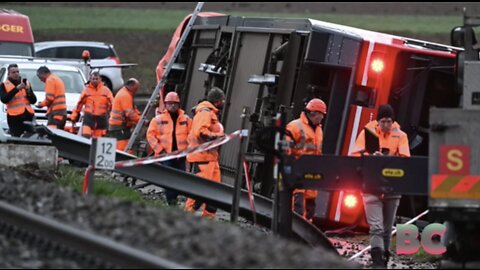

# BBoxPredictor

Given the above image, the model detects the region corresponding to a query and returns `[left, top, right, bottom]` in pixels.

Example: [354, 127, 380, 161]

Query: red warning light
[344, 194, 358, 209]
[371, 58, 385, 73]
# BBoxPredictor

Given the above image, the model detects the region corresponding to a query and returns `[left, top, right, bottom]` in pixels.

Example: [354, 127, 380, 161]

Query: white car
[0, 62, 86, 134]
[34, 41, 124, 92]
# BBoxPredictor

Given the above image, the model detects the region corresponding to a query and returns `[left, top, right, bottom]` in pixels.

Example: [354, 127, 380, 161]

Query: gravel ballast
[0, 166, 357, 268]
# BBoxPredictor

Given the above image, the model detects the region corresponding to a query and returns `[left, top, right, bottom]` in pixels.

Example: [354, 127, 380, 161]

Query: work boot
[370, 247, 386, 269]
[384, 250, 391, 268]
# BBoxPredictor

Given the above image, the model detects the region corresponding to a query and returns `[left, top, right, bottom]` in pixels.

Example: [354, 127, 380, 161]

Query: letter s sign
[396, 223, 446, 255]
[439, 145, 470, 175]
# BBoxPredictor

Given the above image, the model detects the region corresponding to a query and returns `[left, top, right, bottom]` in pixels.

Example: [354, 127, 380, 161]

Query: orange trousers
[184, 161, 221, 218]
[116, 139, 127, 151]
[81, 125, 107, 138]
[115, 139, 135, 154]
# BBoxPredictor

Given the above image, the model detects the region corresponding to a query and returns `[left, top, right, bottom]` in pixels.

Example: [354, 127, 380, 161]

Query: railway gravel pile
[0, 166, 357, 268]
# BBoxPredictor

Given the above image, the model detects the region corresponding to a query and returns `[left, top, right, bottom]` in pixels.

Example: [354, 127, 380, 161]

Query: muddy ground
[30, 2, 471, 94]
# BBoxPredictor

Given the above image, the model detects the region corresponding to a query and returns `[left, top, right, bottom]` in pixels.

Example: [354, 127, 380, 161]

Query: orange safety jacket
[350, 120, 410, 157]
[286, 112, 323, 158]
[108, 87, 140, 130]
[71, 81, 113, 120]
[147, 108, 192, 155]
[38, 73, 67, 115]
[3, 80, 34, 116]
[187, 101, 224, 163]
[286, 111, 323, 199]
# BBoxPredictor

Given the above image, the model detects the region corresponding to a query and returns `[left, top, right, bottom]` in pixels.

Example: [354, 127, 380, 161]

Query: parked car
[0, 62, 86, 134]
[34, 41, 124, 92]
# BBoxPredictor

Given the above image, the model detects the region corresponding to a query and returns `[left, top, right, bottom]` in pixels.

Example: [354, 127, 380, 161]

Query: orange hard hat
[306, 98, 327, 114]
[164, 91, 180, 103]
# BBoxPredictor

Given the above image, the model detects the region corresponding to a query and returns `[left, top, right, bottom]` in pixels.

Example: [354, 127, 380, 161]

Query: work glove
[70, 111, 79, 123]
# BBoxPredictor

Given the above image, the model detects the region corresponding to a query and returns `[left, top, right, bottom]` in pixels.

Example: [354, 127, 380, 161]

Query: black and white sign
[95, 137, 117, 170]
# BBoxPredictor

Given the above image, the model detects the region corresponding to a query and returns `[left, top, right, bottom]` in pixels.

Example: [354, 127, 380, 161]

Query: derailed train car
[158, 14, 461, 228]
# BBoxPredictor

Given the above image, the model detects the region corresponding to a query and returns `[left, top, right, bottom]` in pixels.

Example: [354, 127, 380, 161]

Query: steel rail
[46, 128, 337, 253]
[0, 200, 188, 269]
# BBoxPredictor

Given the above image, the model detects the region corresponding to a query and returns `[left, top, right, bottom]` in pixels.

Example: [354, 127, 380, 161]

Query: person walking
[350, 104, 410, 268]
[184, 87, 225, 218]
[35, 66, 67, 129]
[71, 71, 114, 138]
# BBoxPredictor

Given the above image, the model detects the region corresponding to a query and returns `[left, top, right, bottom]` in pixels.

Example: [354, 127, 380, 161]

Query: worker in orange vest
[350, 104, 410, 157]
[147, 91, 192, 205]
[71, 71, 114, 138]
[35, 66, 67, 130]
[350, 104, 410, 268]
[0, 64, 37, 137]
[184, 87, 225, 218]
[108, 78, 141, 151]
[286, 98, 327, 221]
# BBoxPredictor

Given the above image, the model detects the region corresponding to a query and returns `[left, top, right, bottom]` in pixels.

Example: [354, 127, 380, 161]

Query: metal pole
[84, 138, 97, 195]
[271, 112, 282, 234]
[231, 107, 249, 223]
[271, 172, 279, 233]
[276, 110, 294, 239]
[278, 173, 293, 238]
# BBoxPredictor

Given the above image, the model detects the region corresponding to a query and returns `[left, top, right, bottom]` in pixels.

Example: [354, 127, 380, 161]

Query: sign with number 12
[95, 137, 117, 170]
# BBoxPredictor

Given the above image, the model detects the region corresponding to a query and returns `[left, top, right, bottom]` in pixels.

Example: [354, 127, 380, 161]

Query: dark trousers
[7, 111, 34, 137]
[161, 157, 186, 205]
[47, 114, 67, 130]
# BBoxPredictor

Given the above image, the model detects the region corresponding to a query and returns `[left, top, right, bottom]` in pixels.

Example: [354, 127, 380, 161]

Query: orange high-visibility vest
[146, 108, 192, 155]
[109, 87, 140, 130]
[350, 120, 410, 157]
[286, 111, 323, 199]
[72, 82, 113, 119]
[39, 73, 66, 115]
[286, 112, 323, 158]
[3, 80, 34, 116]
[187, 101, 224, 163]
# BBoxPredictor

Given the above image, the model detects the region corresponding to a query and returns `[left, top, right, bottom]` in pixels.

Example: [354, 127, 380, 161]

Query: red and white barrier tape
[243, 160, 257, 225]
[115, 129, 248, 169]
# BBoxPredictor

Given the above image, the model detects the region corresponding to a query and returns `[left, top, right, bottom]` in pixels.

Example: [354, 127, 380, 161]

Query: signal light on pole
[371, 58, 385, 73]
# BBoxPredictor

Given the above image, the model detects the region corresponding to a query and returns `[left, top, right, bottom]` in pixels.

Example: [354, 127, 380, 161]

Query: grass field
[4, 4, 462, 35]
[56, 165, 165, 208]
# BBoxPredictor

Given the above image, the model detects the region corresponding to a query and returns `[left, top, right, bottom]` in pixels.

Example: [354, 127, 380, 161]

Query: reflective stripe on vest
[293, 119, 319, 152]
[84, 87, 110, 115]
[50, 94, 67, 112]
[4, 80, 34, 115]
[154, 113, 190, 152]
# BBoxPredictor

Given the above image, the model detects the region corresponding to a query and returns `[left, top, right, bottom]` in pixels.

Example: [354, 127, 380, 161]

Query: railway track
[45, 127, 337, 252]
[0, 200, 187, 269]
[0, 165, 355, 268]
